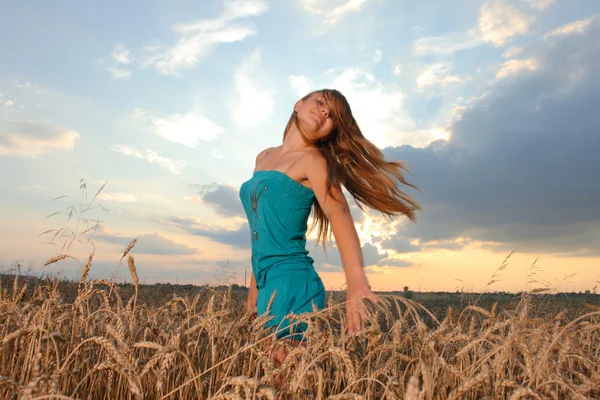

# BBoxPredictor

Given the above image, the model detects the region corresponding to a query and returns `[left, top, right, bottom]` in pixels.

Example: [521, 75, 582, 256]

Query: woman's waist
[253, 257, 318, 289]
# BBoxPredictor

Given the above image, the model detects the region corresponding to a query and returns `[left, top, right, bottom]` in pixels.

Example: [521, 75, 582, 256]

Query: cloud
[106, 66, 133, 80]
[196, 182, 246, 217]
[495, 57, 540, 79]
[112, 44, 133, 64]
[231, 50, 276, 129]
[544, 14, 598, 39]
[299, 0, 374, 26]
[173, 220, 251, 249]
[521, 0, 554, 10]
[373, 49, 382, 63]
[503, 46, 523, 58]
[289, 75, 311, 97]
[133, 108, 224, 147]
[291, 68, 450, 148]
[3, 99, 14, 107]
[111, 145, 187, 174]
[328, 68, 425, 148]
[95, 229, 199, 255]
[105, 45, 134, 79]
[393, 64, 402, 76]
[210, 149, 225, 159]
[420, 238, 471, 251]
[471, 0, 533, 46]
[143, 0, 268, 75]
[309, 240, 412, 273]
[413, 34, 481, 56]
[381, 235, 421, 254]
[0, 121, 79, 156]
[416, 63, 463, 88]
[413, 0, 534, 57]
[383, 17, 600, 255]
[97, 192, 140, 203]
[14, 81, 50, 96]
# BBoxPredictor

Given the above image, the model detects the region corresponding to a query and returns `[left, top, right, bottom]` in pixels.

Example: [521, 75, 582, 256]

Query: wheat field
[1, 254, 599, 400]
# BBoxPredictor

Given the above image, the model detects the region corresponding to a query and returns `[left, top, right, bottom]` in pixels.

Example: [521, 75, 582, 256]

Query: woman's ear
[294, 99, 303, 113]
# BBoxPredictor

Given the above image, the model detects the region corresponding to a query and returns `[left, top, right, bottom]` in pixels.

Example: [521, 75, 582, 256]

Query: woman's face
[294, 92, 336, 141]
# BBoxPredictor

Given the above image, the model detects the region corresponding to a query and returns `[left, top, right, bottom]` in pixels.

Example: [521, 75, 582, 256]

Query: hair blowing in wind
[283, 89, 422, 249]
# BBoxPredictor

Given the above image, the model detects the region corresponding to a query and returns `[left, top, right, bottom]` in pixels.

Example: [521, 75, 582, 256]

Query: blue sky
[1, 0, 599, 292]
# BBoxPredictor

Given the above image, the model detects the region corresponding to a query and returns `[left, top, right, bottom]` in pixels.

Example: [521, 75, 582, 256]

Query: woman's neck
[282, 125, 312, 154]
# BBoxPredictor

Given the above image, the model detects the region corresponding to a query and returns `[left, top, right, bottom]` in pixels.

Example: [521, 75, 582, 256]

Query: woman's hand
[246, 292, 257, 311]
[246, 292, 258, 321]
[346, 278, 379, 334]
[246, 272, 258, 317]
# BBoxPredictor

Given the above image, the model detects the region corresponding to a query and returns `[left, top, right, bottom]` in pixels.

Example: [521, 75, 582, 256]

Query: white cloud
[414, 0, 533, 56]
[183, 195, 203, 203]
[393, 64, 402, 76]
[134, 108, 224, 147]
[521, 0, 554, 10]
[495, 57, 540, 79]
[289, 75, 311, 97]
[544, 14, 598, 39]
[14, 81, 48, 96]
[98, 192, 140, 202]
[231, 50, 276, 129]
[3, 99, 14, 107]
[222, 0, 268, 19]
[502, 46, 523, 58]
[308, 67, 440, 148]
[471, 0, 533, 46]
[111, 145, 187, 174]
[299, 0, 373, 25]
[416, 63, 462, 88]
[106, 66, 133, 80]
[0, 121, 79, 156]
[210, 149, 225, 159]
[112, 44, 133, 64]
[413, 34, 481, 56]
[143, 0, 268, 75]
[373, 49, 382, 63]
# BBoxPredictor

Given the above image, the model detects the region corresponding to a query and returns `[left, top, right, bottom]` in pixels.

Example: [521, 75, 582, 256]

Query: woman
[239, 89, 419, 364]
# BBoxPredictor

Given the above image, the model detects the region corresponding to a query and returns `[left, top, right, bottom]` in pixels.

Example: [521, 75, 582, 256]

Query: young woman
[239, 89, 420, 364]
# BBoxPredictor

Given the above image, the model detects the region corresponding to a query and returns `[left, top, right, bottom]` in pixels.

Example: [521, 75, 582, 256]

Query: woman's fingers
[347, 299, 368, 334]
[347, 305, 358, 334]
[368, 293, 379, 304]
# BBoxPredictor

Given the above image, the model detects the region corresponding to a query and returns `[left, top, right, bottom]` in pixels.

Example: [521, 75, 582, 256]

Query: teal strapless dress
[239, 169, 325, 340]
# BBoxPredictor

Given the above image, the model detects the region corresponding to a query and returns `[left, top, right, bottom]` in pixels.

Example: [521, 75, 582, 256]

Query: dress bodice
[239, 170, 316, 289]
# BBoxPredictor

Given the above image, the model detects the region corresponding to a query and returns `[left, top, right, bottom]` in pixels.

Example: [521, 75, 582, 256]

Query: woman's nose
[320, 107, 329, 118]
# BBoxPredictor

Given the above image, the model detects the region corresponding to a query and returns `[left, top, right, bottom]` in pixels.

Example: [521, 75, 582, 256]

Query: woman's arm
[305, 152, 378, 333]
[246, 271, 258, 311]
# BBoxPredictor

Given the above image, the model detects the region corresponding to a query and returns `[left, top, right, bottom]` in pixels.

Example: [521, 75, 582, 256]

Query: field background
[2, 267, 599, 400]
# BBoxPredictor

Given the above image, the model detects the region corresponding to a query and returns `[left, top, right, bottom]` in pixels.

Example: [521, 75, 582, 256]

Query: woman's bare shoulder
[255, 146, 275, 165]
[303, 148, 327, 175]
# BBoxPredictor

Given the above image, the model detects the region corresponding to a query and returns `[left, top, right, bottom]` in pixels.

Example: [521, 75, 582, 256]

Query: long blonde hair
[283, 89, 421, 250]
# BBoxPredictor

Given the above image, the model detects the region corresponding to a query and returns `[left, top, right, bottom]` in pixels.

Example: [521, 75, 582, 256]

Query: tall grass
[1, 254, 599, 399]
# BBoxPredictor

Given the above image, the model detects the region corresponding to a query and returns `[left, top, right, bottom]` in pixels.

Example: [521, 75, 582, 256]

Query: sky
[1, 0, 599, 293]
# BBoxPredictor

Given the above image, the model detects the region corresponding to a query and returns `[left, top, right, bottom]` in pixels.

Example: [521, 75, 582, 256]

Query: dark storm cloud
[383, 17, 600, 255]
[186, 222, 251, 250]
[381, 235, 421, 254]
[196, 183, 245, 217]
